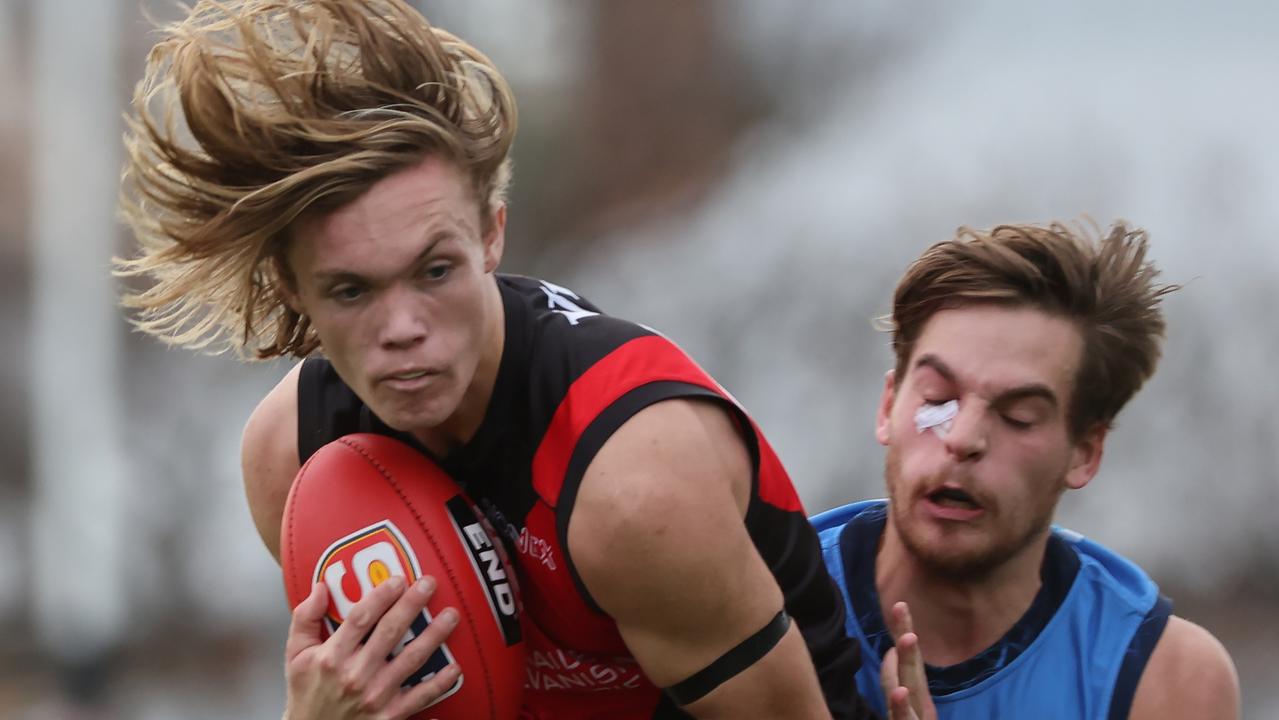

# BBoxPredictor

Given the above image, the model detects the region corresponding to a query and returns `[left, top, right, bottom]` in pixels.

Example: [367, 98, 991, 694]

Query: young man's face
[286, 155, 505, 442]
[876, 304, 1104, 578]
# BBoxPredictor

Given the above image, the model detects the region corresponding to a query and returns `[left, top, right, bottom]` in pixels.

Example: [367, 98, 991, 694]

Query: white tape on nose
[915, 400, 958, 437]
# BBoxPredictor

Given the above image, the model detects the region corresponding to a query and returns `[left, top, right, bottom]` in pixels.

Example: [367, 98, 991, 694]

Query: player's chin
[916, 526, 1017, 577]
[376, 396, 456, 435]
[903, 519, 986, 561]
[372, 379, 452, 417]
[916, 543, 999, 578]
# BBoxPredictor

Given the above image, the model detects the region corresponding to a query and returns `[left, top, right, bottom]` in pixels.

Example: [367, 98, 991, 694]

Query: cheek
[428, 287, 483, 342]
[885, 440, 941, 497]
[311, 308, 368, 351]
[1011, 433, 1072, 478]
[984, 444, 1068, 509]
[302, 305, 381, 382]
[315, 328, 368, 386]
[886, 403, 917, 445]
[890, 412, 944, 468]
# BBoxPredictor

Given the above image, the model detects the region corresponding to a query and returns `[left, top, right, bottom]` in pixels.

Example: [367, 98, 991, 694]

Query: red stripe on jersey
[531, 334, 802, 513]
[754, 429, 805, 514]
[531, 335, 711, 503]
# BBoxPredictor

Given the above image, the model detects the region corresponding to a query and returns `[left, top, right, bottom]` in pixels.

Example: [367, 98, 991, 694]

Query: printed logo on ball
[313, 520, 462, 703]
[445, 496, 523, 646]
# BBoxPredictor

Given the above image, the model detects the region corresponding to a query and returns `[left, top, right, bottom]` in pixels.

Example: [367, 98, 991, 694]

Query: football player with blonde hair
[119, 2, 932, 718]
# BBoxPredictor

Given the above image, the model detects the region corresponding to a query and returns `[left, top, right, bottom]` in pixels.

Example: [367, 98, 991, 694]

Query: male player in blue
[813, 221, 1240, 719]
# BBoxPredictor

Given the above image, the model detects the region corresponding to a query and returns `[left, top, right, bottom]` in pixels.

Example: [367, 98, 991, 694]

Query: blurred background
[1, 0, 1276, 717]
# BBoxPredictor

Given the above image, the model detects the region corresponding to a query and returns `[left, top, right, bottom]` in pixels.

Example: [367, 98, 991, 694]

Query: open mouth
[927, 486, 981, 510]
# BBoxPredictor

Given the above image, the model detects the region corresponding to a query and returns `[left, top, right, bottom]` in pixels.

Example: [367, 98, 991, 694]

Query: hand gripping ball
[281, 433, 525, 719]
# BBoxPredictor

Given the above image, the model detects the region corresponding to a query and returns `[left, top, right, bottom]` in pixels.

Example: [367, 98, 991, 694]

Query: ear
[875, 369, 896, 446]
[1064, 422, 1107, 490]
[272, 251, 304, 314]
[482, 204, 507, 274]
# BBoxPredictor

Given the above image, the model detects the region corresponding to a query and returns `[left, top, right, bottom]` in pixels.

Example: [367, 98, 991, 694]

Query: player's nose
[376, 288, 428, 350]
[942, 402, 988, 462]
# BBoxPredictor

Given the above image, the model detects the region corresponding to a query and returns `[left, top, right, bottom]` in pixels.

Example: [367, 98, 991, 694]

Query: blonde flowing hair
[117, 0, 517, 358]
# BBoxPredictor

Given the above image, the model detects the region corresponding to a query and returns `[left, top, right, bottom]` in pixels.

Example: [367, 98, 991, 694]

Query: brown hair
[116, 0, 517, 358]
[887, 221, 1178, 438]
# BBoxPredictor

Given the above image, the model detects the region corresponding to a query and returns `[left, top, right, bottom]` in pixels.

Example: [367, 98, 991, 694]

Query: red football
[281, 433, 525, 719]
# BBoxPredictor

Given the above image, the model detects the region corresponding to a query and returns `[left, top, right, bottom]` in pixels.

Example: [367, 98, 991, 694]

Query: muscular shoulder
[570, 397, 753, 554]
[1129, 615, 1240, 720]
[567, 398, 762, 682]
[241, 361, 304, 563]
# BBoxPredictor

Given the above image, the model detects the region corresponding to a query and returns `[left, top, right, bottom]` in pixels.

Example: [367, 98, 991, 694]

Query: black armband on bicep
[663, 609, 792, 706]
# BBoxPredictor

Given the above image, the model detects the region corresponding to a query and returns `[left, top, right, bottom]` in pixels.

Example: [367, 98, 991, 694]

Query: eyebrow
[914, 353, 1059, 408]
[311, 232, 451, 286]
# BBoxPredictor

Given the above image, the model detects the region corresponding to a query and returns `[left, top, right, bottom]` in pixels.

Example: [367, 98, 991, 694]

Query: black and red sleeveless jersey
[297, 274, 867, 719]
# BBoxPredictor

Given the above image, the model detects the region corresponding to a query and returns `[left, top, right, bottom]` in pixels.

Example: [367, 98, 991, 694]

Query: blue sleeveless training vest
[812, 500, 1170, 720]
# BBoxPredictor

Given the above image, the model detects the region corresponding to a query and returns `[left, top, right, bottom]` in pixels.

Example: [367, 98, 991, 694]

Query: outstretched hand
[283, 577, 460, 720]
[880, 601, 937, 720]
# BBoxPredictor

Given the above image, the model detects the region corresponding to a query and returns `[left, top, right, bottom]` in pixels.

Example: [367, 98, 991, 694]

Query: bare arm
[1129, 615, 1239, 720]
[568, 398, 831, 719]
[241, 362, 303, 562]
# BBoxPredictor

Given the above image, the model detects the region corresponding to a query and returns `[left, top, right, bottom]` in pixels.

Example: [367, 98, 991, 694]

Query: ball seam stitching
[339, 436, 500, 718]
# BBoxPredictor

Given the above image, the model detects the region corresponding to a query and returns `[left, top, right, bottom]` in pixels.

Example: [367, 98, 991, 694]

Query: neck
[875, 514, 1049, 667]
[413, 277, 505, 455]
